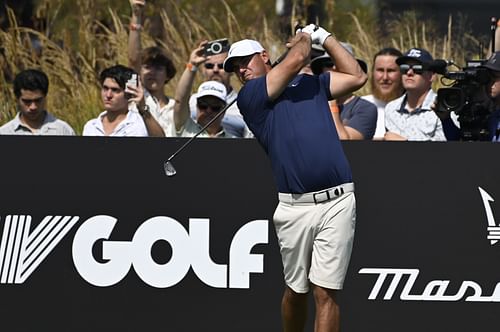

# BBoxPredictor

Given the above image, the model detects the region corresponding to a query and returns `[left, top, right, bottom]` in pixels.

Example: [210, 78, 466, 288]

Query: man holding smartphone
[128, 0, 174, 137]
[83, 65, 149, 136]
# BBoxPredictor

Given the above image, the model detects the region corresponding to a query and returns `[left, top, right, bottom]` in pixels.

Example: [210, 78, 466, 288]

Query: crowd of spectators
[2, 1, 500, 141]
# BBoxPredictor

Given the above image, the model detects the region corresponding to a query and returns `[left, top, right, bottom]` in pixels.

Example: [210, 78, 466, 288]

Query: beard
[371, 76, 404, 103]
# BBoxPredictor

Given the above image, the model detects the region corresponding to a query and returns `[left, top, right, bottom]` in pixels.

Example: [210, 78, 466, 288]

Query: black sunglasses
[197, 100, 225, 112]
[204, 63, 224, 70]
[399, 64, 427, 75]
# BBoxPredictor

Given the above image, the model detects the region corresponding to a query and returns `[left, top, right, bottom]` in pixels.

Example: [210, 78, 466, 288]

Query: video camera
[436, 16, 499, 141]
[436, 60, 495, 141]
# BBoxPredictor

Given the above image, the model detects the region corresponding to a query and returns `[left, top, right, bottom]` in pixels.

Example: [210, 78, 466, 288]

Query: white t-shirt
[82, 110, 148, 136]
[362, 94, 387, 139]
[144, 91, 175, 136]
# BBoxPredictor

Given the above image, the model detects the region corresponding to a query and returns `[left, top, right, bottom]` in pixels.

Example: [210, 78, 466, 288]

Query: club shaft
[166, 97, 237, 163]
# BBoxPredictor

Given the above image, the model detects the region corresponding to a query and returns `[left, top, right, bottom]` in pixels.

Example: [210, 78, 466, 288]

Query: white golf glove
[298, 23, 317, 35]
[310, 26, 331, 46]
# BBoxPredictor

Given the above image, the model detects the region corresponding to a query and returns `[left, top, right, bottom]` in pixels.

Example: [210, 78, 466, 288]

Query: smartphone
[125, 74, 138, 99]
[203, 38, 230, 57]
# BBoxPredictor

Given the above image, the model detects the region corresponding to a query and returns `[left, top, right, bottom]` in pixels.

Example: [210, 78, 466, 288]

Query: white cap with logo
[196, 81, 227, 102]
[223, 39, 265, 72]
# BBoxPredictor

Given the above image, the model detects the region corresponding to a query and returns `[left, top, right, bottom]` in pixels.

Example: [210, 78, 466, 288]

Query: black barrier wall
[0, 137, 499, 331]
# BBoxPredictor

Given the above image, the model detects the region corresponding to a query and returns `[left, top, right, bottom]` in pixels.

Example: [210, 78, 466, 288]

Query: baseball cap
[396, 48, 434, 66]
[223, 39, 265, 72]
[196, 81, 227, 103]
[481, 51, 500, 72]
[310, 42, 368, 74]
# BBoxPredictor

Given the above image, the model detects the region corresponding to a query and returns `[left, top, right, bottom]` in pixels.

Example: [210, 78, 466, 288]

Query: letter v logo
[0, 215, 79, 284]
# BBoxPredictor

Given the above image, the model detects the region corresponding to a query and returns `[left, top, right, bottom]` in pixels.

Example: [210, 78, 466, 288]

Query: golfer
[223, 25, 367, 332]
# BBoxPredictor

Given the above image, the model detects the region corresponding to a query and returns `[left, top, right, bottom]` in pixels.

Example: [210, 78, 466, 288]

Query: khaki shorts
[273, 186, 356, 293]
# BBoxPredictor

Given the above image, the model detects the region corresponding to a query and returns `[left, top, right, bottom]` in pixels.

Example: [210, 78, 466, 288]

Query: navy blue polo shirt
[237, 73, 352, 194]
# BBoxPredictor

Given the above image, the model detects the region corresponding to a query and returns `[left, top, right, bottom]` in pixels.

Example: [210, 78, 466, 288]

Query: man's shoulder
[0, 117, 19, 133]
[83, 111, 105, 129]
[362, 94, 375, 101]
[46, 112, 75, 131]
[238, 77, 267, 106]
[385, 94, 406, 111]
[355, 97, 377, 110]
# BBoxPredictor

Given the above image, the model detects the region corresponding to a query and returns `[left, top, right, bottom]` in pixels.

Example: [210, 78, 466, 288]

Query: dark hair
[13, 69, 49, 98]
[99, 65, 136, 90]
[141, 46, 177, 81]
[372, 47, 404, 63]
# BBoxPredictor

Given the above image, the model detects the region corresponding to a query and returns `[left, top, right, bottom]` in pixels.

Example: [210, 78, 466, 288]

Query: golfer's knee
[312, 285, 338, 306]
[284, 286, 308, 305]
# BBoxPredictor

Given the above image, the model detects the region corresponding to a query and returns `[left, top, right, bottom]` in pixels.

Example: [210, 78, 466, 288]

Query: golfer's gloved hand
[310, 26, 331, 46]
[298, 23, 317, 36]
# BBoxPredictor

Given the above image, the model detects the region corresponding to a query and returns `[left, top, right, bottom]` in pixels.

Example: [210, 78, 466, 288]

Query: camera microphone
[432, 59, 451, 75]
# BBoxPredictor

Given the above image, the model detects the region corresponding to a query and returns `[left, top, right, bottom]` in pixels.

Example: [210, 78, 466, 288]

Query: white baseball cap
[196, 81, 227, 102]
[223, 39, 265, 72]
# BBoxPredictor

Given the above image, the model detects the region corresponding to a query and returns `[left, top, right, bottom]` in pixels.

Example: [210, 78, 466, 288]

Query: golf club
[164, 97, 237, 176]
[164, 49, 290, 177]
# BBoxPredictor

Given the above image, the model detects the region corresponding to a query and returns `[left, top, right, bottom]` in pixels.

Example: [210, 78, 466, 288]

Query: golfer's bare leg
[312, 284, 340, 332]
[282, 286, 308, 332]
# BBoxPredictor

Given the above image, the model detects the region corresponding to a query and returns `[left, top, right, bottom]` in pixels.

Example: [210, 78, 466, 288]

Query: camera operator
[483, 52, 500, 141]
[437, 52, 500, 141]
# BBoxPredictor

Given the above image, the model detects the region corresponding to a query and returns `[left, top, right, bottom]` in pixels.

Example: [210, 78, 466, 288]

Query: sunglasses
[204, 63, 224, 70]
[399, 64, 427, 75]
[197, 100, 225, 112]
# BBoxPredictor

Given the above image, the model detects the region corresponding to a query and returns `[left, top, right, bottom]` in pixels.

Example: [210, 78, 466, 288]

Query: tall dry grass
[0, 1, 484, 133]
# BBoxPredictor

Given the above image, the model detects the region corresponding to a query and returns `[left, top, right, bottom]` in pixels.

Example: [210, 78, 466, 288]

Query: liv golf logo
[0, 215, 79, 284]
[0, 215, 268, 288]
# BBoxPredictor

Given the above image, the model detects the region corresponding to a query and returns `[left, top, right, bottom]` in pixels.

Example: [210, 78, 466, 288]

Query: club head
[164, 161, 177, 177]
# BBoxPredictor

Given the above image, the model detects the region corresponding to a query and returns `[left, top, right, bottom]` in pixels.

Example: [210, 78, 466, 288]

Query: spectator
[188, 39, 252, 138]
[311, 43, 377, 140]
[0, 69, 75, 135]
[128, 0, 175, 136]
[362, 47, 404, 139]
[173, 42, 233, 138]
[82, 65, 148, 137]
[446, 51, 500, 141]
[384, 48, 446, 141]
[482, 52, 500, 141]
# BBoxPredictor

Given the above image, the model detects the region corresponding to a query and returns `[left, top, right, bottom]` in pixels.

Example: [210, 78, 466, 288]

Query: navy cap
[482, 51, 500, 72]
[396, 48, 434, 66]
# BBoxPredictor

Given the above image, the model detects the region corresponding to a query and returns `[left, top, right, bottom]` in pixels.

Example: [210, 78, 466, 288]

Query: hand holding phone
[125, 74, 138, 99]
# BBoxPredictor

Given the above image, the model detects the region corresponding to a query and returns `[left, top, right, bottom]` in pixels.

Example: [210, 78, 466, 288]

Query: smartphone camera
[125, 73, 138, 99]
[203, 38, 230, 57]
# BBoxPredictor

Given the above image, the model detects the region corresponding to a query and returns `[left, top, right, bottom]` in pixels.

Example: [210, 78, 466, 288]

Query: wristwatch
[139, 104, 150, 116]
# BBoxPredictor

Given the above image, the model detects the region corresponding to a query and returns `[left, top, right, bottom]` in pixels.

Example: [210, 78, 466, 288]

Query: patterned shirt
[385, 90, 446, 141]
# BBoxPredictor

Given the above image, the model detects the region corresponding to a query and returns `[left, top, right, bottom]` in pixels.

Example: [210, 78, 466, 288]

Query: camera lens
[211, 42, 222, 54]
[443, 92, 461, 110]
